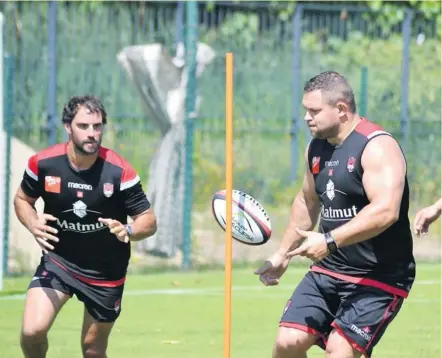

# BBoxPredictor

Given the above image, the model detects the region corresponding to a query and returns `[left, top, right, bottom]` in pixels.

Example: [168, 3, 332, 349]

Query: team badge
[103, 183, 114, 198]
[44, 176, 61, 193]
[312, 156, 320, 174]
[347, 157, 356, 172]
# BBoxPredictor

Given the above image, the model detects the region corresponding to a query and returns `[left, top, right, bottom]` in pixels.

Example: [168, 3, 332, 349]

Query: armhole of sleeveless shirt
[307, 138, 314, 174]
[359, 131, 403, 176]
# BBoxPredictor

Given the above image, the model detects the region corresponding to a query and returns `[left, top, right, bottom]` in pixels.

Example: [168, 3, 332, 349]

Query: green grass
[0, 263, 440, 357]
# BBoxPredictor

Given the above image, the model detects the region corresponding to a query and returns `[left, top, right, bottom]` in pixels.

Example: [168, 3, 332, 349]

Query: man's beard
[311, 125, 340, 140]
[72, 136, 101, 155]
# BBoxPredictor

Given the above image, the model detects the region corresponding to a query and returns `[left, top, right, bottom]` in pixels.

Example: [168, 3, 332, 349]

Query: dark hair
[303, 71, 357, 113]
[61, 95, 107, 125]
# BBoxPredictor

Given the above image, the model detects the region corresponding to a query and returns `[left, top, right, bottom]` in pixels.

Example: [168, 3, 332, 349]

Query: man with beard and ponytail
[14, 95, 157, 358]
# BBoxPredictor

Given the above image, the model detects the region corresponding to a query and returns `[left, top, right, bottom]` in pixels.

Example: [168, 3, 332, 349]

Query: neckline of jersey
[64, 142, 101, 174]
[330, 117, 365, 149]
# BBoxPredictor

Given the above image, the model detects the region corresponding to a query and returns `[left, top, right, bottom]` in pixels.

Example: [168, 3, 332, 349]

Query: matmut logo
[321, 205, 358, 221]
[57, 200, 106, 234]
[56, 219, 106, 234]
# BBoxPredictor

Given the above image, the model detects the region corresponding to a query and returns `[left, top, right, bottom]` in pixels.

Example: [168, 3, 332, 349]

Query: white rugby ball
[211, 189, 272, 245]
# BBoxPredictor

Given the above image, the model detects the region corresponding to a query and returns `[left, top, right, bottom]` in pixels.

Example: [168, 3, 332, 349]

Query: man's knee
[326, 330, 362, 358]
[82, 334, 109, 358]
[21, 325, 49, 345]
[82, 342, 107, 358]
[274, 326, 317, 356]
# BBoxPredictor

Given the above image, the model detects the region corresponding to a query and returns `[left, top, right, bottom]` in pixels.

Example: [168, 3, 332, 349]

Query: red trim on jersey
[98, 147, 138, 184]
[311, 266, 409, 298]
[37, 143, 68, 160]
[49, 257, 126, 287]
[330, 322, 369, 358]
[27, 155, 39, 177]
[354, 117, 384, 137]
[27, 143, 67, 177]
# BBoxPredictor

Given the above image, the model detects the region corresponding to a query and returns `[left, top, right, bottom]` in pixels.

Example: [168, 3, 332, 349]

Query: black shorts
[280, 271, 404, 358]
[28, 257, 125, 323]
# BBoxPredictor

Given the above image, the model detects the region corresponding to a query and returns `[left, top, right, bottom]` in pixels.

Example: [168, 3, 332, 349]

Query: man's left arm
[126, 208, 157, 241]
[123, 181, 157, 242]
[99, 180, 157, 243]
[330, 135, 406, 247]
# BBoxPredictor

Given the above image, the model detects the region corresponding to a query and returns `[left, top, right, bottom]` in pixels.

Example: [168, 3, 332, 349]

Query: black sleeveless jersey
[20, 143, 151, 284]
[307, 118, 415, 297]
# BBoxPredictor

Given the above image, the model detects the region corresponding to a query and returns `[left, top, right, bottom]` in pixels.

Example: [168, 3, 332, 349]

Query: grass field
[0, 262, 440, 358]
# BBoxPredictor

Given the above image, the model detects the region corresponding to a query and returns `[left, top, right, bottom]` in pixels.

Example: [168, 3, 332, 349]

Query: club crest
[103, 183, 114, 198]
[347, 157, 356, 172]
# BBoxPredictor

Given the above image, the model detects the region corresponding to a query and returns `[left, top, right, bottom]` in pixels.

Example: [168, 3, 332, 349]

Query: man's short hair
[304, 71, 357, 113]
[62, 95, 107, 125]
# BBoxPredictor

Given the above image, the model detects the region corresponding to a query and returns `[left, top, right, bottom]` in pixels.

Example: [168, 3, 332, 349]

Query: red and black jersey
[21, 143, 150, 282]
[307, 118, 415, 298]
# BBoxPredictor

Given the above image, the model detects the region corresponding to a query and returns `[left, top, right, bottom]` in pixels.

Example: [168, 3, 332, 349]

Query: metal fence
[1, 1, 440, 273]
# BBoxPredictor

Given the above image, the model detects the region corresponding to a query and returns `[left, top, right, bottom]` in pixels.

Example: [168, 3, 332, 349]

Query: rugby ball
[211, 189, 272, 245]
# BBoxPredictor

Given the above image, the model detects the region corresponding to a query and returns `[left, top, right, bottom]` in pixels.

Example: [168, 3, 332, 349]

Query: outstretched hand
[98, 218, 129, 243]
[286, 228, 328, 262]
[413, 203, 441, 237]
[30, 213, 59, 253]
[254, 251, 290, 286]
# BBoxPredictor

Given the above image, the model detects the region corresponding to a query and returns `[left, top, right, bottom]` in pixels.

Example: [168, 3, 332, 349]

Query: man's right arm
[278, 145, 321, 256]
[14, 186, 39, 233]
[15, 154, 41, 232]
[15, 156, 59, 250]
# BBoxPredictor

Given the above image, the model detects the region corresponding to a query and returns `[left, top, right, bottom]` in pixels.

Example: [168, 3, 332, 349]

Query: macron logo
[350, 324, 372, 341]
[68, 182, 93, 190]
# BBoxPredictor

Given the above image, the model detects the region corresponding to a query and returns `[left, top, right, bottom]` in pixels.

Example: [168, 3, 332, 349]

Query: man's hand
[29, 214, 59, 253]
[286, 228, 328, 262]
[254, 251, 290, 286]
[414, 202, 442, 236]
[98, 218, 129, 243]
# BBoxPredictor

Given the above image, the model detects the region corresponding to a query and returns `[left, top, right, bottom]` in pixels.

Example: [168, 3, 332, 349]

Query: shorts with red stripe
[29, 256, 125, 323]
[280, 271, 404, 357]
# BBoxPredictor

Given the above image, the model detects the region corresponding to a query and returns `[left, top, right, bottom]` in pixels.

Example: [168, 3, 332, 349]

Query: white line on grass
[0, 281, 439, 302]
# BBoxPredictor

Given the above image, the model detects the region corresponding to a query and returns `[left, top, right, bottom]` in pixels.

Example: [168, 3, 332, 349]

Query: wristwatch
[324, 232, 338, 254]
[125, 224, 133, 238]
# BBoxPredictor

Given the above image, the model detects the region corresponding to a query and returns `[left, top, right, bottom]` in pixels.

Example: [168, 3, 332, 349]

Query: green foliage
[3, 1, 440, 212]
[219, 12, 260, 49]
[195, 5, 440, 209]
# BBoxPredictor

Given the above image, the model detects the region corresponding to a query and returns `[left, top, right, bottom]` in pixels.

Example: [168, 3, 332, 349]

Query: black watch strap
[324, 232, 338, 253]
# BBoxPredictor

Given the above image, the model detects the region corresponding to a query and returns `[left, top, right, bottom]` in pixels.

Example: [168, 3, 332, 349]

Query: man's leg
[325, 330, 363, 358]
[274, 272, 340, 358]
[273, 327, 317, 358]
[327, 285, 404, 358]
[81, 308, 115, 358]
[21, 267, 72, 358]
[75, 282, 124, 358]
